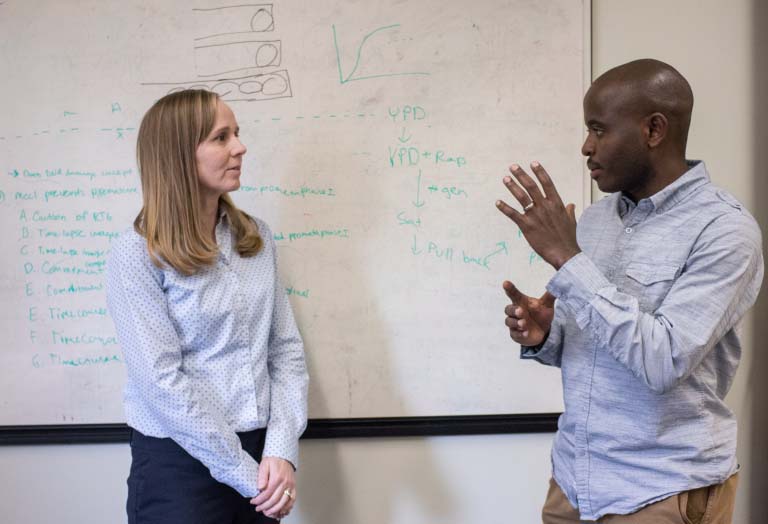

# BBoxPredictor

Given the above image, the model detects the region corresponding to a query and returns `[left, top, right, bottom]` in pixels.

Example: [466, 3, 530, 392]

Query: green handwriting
[411, 237, 509, 270]
[239, 184, 336, 198]
[33, 352, 121, 369]
[286, 287, 310, 298]
[48, 306, 108, 321]
[46, 282, 104, 296]
[274, 228, 350, 242]
[90, 186, 138, 199]
[51, 330, 119, 346]
[427, 184, 468, 199]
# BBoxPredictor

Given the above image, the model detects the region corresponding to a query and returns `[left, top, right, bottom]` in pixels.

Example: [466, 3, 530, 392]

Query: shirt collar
[618, 160, 710, 218]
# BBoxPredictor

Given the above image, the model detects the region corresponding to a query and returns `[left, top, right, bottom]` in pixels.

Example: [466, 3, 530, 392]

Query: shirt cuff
[520, 333, 559, 367]
[263, 429, 300, 471]
[219, 453, 261, 497]
[546, 253, 611, 326]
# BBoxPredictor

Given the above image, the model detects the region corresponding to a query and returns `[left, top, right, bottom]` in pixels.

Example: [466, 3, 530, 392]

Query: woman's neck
[200, 196, 220, 242]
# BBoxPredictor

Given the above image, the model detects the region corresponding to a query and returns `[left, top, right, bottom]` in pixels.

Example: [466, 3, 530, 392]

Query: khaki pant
[542, 473, 738, 524]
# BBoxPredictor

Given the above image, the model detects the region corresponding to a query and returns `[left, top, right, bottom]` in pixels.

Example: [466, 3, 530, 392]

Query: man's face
[581, 83, 652, 200]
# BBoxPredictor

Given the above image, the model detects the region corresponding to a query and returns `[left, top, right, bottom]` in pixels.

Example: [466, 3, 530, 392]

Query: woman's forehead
[213, 100, 238, 125]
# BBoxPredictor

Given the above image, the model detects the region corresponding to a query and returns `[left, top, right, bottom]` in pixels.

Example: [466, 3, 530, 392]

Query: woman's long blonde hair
[135, 89, 262, 275]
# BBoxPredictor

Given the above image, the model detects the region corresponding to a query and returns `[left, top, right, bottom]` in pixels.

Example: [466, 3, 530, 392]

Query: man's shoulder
[693, 182, 745, 210]
[690, 183, 761, 234]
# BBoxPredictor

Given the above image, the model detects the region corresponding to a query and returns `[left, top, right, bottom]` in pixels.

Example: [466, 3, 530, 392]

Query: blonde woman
[107, 89, 308, 524]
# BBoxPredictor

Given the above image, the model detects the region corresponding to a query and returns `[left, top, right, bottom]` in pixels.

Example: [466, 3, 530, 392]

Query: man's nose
[581, 135, 593, 157]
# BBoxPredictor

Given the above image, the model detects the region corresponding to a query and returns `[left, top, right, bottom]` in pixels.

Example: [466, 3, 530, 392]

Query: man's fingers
[505, 316, 526, 331]
[502, 280, 525, 304]
[530, 161, 565, 207]
[502, 175, 534, 209]
[509, 164, 545, 204]
[504, 303, 524, 318]
[566, 202, 576, 223]
[508, 328, 530, 343]
[496, 199, 523, 225]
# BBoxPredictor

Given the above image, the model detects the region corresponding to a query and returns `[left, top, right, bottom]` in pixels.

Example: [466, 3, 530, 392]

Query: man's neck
[627, 157, 690, 202]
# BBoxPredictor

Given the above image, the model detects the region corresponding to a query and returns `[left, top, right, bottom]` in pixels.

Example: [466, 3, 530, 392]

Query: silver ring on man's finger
[523, 202, 534, 211]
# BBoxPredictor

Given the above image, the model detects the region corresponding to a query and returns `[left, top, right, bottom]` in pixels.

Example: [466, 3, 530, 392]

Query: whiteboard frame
[0, 0, 591, 445]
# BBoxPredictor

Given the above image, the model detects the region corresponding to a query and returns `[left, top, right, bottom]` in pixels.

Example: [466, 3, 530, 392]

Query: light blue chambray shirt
[524, 161, 763, 520]
[106, 213, 308, 498]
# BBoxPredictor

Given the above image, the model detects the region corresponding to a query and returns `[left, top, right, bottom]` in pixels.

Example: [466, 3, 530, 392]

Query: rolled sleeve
[545, 216, 763, 394]
[547, 253, 612, 328]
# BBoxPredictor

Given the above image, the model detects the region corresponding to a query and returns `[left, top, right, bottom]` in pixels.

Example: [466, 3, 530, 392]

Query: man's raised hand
[503, 280, 555, 347]
[496, 162, 580, 270]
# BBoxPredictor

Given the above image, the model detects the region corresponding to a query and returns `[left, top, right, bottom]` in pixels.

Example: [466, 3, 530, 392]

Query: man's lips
[587, 162, 603, 176]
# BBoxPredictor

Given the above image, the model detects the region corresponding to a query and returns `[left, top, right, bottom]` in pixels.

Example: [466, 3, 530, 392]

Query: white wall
[0, 435, 555, 524]
[592, 2, 767, 523]
[1, 1, 765, 523]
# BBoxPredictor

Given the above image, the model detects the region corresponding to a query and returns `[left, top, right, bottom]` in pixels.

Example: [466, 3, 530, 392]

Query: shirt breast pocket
[624, 262, 680, 312]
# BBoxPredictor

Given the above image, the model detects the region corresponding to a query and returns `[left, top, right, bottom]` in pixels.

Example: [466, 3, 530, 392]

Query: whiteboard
[0, 0, 589, 425]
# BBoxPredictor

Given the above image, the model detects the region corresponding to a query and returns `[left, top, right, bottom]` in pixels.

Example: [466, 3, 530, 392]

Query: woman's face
[196, 100, 247, 201]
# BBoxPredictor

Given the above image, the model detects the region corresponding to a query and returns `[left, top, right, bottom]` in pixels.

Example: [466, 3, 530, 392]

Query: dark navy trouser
[127, 427, 279, 524]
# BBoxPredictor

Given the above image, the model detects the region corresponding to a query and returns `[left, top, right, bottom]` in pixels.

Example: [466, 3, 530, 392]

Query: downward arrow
[412, 169, 425, 208]
[411, 235, 422, 255]
[398, 127, 412, 143]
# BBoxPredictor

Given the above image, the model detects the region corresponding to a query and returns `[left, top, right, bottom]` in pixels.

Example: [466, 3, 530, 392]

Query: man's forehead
[586, 79, 630, 102]
[584, 80, 643, 116]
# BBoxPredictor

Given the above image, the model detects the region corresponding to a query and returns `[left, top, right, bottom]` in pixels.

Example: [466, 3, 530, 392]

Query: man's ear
[645, 112, 668, 148]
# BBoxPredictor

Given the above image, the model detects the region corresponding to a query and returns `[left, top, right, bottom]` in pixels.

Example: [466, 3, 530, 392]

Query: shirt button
[625, 227, 633, 233]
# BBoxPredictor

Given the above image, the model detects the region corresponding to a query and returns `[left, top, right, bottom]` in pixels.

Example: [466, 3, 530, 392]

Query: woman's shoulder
[112, 226, 147, 253]
[241, 214, 274, 243]
[109, 226, 154, 270]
